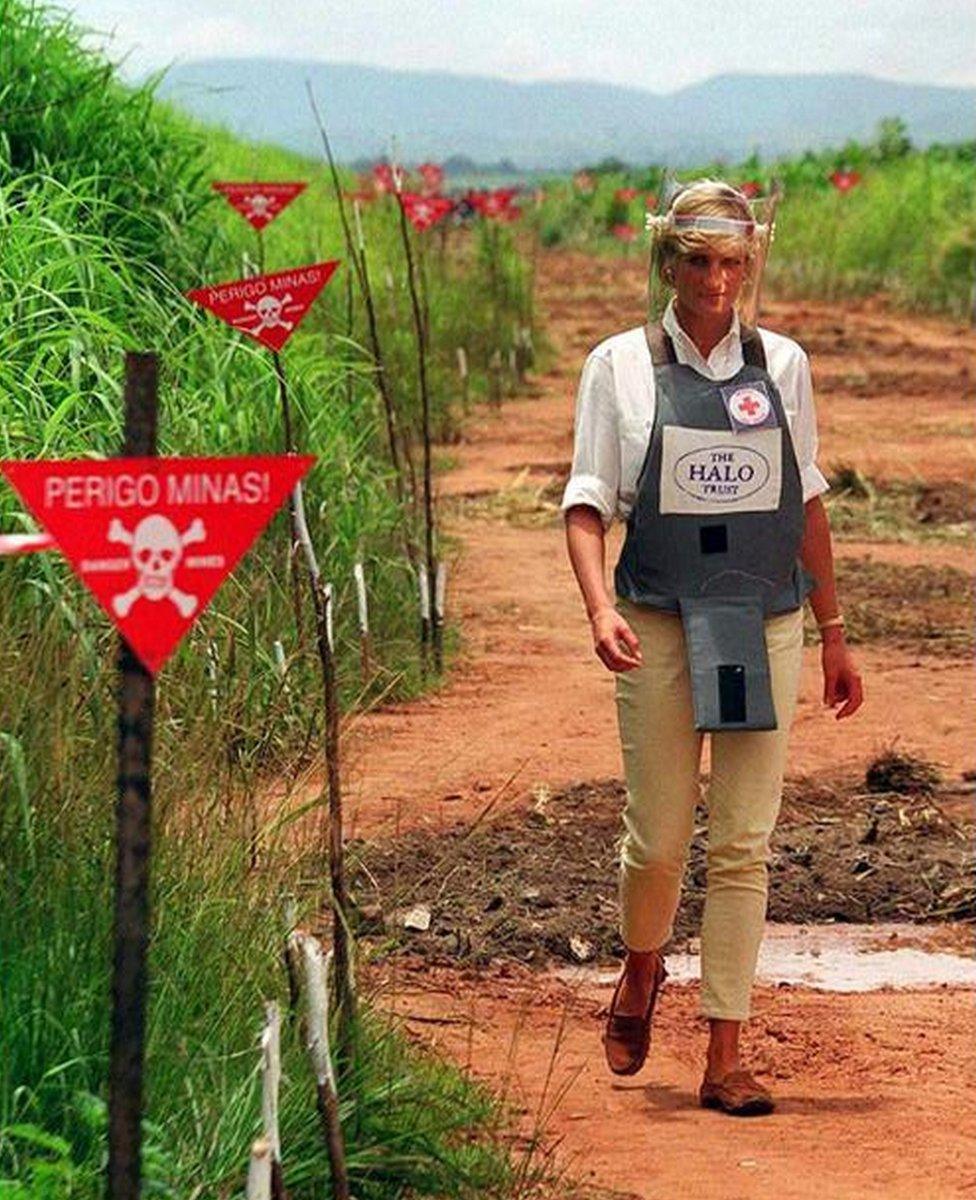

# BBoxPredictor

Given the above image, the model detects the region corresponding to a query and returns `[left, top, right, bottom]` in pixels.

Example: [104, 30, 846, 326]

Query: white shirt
[560, 299, 830, 530]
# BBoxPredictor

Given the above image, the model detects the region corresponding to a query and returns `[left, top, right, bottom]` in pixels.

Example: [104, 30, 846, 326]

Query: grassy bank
[1, 1, 542, 1194]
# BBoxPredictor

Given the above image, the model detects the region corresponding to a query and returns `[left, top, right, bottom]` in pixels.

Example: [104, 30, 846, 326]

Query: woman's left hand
[821, 633, 864, 720]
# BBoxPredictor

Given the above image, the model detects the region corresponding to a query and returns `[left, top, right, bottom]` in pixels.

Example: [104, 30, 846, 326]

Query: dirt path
[338, 249, 975, 1197]
[336, 250, 975, 845]
[374, 958, 975, 1200]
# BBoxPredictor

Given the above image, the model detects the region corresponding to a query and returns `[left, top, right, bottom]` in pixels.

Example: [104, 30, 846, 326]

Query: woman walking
[561, 178, 863, 1116]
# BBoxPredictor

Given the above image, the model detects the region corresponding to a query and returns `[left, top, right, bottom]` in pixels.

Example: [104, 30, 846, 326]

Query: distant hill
[154, 60, 975, 169]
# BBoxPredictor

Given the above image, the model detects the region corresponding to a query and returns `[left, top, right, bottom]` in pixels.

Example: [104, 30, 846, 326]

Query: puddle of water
[553, 923, 976, 993]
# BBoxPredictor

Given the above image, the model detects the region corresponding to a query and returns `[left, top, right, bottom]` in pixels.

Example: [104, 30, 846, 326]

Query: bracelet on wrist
[818, 616, 845, 636]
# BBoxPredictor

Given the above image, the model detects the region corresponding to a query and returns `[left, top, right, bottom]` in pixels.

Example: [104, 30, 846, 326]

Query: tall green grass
[767, 154, 975, 314]
[2, 1, 542, 1194]
[0, 601, 530, 1196]
[1, 0, 209, 270]
[531, 144, 975, 318]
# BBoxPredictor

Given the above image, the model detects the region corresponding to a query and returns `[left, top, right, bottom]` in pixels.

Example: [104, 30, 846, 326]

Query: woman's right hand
[590, 606, 643, 672]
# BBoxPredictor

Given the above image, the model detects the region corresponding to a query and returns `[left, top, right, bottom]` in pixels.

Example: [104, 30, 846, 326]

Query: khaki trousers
[613, 594, 804, 1020]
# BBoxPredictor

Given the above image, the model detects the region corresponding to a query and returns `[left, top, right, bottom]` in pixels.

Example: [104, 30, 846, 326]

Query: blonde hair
[650, 178, 764, 290]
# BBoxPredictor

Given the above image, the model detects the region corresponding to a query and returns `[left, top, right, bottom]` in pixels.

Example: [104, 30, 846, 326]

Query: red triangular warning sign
[212, 181, 307, 229]
[1, 454, 314, 674]
[186, 261, 341, 352]
[401, 193, 454, 232]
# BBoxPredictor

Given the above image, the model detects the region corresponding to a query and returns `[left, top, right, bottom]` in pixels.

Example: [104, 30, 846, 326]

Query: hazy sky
[67, 0, 975, 91]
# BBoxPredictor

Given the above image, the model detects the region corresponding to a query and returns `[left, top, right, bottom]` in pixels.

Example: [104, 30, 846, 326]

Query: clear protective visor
[644, 190, 781, 329]
[646, 213, 757, 238]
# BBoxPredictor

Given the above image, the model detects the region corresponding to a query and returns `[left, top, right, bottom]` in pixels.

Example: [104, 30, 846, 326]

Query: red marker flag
[212, 182, 307, 230]
[470, 188, 519, 219]
[372, 163, 397, 194]
[614, 187, 639, 203]
[401, 193, 454, 232]
[1, 455, 315, 674]
[611, 223, 637, 242]
[417, 162, 444, 195]
[186, 261, 340, 352]
[0, 531, 56, 557]
[829, 170, 861, 192]
[739, 180, 763, 199]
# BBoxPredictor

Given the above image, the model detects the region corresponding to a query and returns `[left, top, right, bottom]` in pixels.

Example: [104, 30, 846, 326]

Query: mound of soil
[915, 480, 976, 526]
[825, 558, 973, 657]
[346, 777, 974, 969]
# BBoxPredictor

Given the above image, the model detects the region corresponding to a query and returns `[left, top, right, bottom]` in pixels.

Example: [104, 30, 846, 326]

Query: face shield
[644, 188, 781, 330]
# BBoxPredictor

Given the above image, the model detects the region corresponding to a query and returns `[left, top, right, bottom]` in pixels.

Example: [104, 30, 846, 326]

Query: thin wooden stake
[285, 930, 303, 1023]
[417, 560, 430, 679]
[299, 934, 350, 1200]
[245, 1139, 271, 1200]
[433, 558, 446, 674]
[260, 1002, 287, 1199]
[393, 175, 440, 678]
[290, 489, 357, 1065]
[456, 346, 469, 415]
[272, 350, 305, 647]
[352, 560, 372, 685]
[304, 81, 421, 575]
[489, 348, 503, 407]
[107, 351, 158, 1200]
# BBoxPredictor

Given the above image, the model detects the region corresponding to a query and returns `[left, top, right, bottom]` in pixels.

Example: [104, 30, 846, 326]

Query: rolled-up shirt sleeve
[560, 350, 619, 530]
[794, 349, 830, 503]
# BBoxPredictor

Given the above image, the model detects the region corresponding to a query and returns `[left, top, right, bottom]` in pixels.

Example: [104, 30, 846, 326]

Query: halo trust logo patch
[674, 444, 771, 502]
[659, 427, 782, 515]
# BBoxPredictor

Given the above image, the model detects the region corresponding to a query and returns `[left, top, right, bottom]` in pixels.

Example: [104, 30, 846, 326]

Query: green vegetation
[533, 123, 975, 318]
[822, 467, 973, 544]
[1, 1, 541, 1194]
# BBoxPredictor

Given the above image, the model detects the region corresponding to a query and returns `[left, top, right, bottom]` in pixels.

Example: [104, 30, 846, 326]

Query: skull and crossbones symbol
[233, 292, 303, 336]
[108, 514, 206, 617]
[244, 192, 274, 221]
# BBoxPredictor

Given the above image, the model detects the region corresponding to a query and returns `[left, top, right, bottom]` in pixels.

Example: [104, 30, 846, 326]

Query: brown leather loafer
[699, 1068, 775, 1116]
[602, 955, 668, 1076]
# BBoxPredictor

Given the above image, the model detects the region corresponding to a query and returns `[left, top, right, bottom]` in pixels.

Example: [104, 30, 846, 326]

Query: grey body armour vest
[614, 322, 816, 732]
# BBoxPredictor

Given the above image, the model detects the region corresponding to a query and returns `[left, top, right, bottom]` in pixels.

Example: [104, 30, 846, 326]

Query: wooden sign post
[109, 351, 159, 1200]
[0, 355, 314, 1199]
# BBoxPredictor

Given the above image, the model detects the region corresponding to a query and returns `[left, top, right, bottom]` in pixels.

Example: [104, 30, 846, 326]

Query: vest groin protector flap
[678, 595, 778, 732]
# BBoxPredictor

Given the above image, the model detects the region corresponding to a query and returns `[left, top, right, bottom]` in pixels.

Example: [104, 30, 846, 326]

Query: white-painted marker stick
[417, 564, 430, 622]
[291, 479, 319, 582]
[299, 933, 337, 1092]
[260, 1002, 282, 1163]
[353, 561, 368, 633]
[435, 559, 446, 620]
[272, 640, 287, 680]
[324, 581, 334, 653]
[245, 1139, 271, 1200]
[0, 532, 55, 556]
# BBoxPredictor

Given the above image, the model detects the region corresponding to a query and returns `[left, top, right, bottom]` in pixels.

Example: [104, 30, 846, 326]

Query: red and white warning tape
[0, 532, 56, 557]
